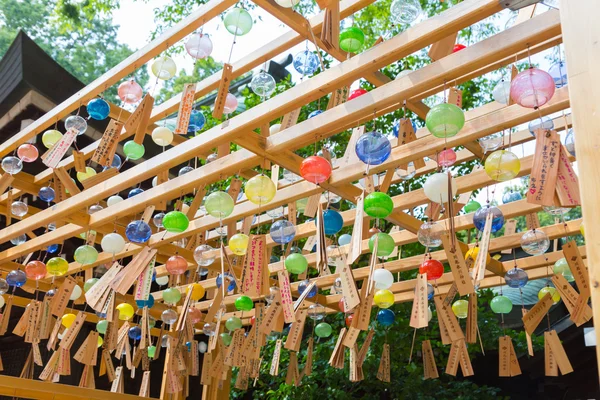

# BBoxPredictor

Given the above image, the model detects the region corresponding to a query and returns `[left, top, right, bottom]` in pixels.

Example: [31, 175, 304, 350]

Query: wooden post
[559, 0, 600, 381]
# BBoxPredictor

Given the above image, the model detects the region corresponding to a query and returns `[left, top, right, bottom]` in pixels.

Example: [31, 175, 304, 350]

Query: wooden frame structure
[0, 0, 595, 397]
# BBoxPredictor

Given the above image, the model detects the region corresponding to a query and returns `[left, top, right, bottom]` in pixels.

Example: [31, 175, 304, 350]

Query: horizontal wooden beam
[0, 375, 151, 399]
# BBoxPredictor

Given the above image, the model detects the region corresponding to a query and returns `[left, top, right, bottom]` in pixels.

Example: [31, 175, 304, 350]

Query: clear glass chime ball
[2, 156, 23, 174]
[194, 244, 215, 266]
[390, 0, 422, 24]
[395, 161, 416, 180]
[528, 116, 554, 136]
[11, 234, 27, 245]
[520, 229, 550, 256]
[307, 303, 326, 321]
[492, 80, 511, 104]
[417, 221, 444, 248]
[65, 115, 87, 135]
[478, 132, 503, 153]
[565, 129, 576, 157]
[249, 71, 276, 98]
[548, 61, 568, 88]
[10, 200, 28, 217]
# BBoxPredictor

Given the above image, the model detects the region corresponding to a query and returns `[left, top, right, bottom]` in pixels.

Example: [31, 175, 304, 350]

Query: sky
[111, 1, 571, 207]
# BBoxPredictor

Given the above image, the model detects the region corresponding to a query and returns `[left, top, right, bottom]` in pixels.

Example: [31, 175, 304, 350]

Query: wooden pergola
[0, 0, 597, 398]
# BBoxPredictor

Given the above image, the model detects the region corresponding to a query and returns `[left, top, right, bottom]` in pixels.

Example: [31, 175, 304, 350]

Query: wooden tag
[501, 219, 517, 254]
[328, 328, 346, 369]
[526, 213, 541, 230]
[474, 213, 493, 285]
[280, 108, 301, 131]
[396, 119, 425, 169]
[422, 340, 439, 379]
[241, 235, 267, 297]
[304, 337, 314, 376]
[39, 351, 59, 381]
[434, 295, 464, 342]
[80, 167, 119, 190]
[240, 214, 254, 236]
[200, 352, 212, 385]
[441, 234, 474, 295]
[445, 340, 461, 376]
[125, 94, 154, 145]
[457, 339, 474, 376]
[448, 88, 463, 109]
[259, 290, 282, 334]
[303, 193, 320, 218]
[74, 331, 99, 366]
[139, 371, 151, 397]
[73, 150, 87, 173]
[527, 130, 561, 206]
[42, 127, 79, 168]
[50, 276, 77, 317]
[522, 293, 553, 335]
[110, 366, 124, 393]
[336, 255, 360, 311]
[111, 247, 157, 294]
[277, 270, 295, 323]
[555, 145, 580, 206]
[563, 241, 590, 297]
[499, 336, 521, 377]
[269, 339, 282, 376]
[410, 273, 429, 329]
[59, 312, 86, 350]
[552, 274, 592, 325]
[348, 192, 365, 264]
[174, 83, 196, 135]
[203, 288, 223, 324]
[357, 329, 375, 365]
[24, 300, 41, 343]
[466, 294, 477, 344]
[212, 64, 233, 119]
[91, 120, 123, 167]
[284, 308, 308, 353]
[327, 86, 349, 110]
[376, 343, 390, 382]
[342, 326, 361, 349]
[85, 263, 122, 312]
[352, 279, 375, 331]
[545, 330, 573, 375]
[428, 32, 458, 62]
[12, 303, 31, 337]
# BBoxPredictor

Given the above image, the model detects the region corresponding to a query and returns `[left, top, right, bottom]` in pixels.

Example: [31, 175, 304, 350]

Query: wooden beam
[559, 0, 600, 381]
[0, 376, 147, 400]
